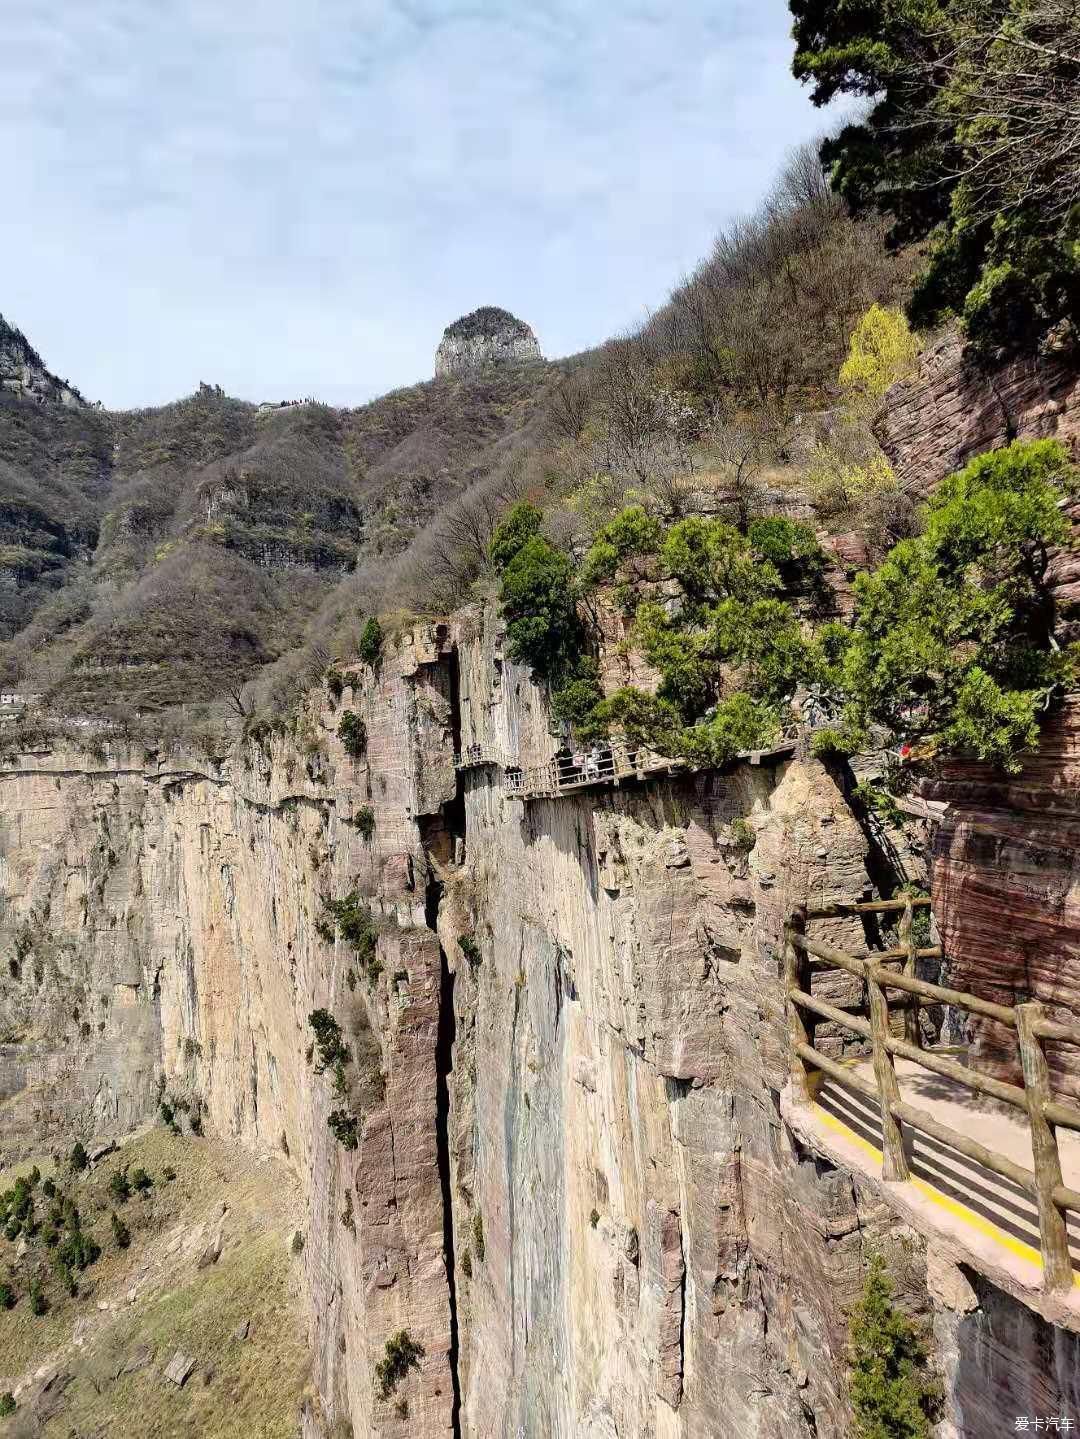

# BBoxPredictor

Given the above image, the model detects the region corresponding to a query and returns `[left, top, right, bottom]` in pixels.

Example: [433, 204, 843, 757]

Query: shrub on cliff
[308, 1009, 350, 1072]
[374, 1329, 424, 1399]
[338, 711, 367, 759]
[69, 1140, 89, 1173]
[110, 1211, 131, 1249]
[848, 1256, 937, 1438]
[320, 894, 378, 971]
[458, 934, 481, 968]
[660, 517, 780, 612]
[327, 1110, 359, 1150]
[357, 617, 383, 667]
[0, 1391, 14, 1416]
[351, 805, 376, 841]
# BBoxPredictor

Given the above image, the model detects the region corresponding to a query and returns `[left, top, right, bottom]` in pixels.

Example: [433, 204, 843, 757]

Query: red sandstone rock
[924, 697, 1080, 1095]
[873, 327, 1080, 498]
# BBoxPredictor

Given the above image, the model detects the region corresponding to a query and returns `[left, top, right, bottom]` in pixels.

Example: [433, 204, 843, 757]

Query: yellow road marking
[811, 1101, 1080, 1287]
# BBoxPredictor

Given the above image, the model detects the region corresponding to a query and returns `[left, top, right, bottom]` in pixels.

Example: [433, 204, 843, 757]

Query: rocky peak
[434, 305, 542, 377]
[0, 311, 85, 407]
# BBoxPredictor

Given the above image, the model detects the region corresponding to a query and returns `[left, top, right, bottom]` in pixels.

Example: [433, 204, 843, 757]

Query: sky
[2, 1, 835, 410]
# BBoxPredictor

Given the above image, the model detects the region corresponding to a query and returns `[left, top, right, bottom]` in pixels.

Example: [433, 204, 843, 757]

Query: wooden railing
[458, 724, 805, 799]
[453, 744, 515, 770]
[501, 735, 797, 800]
[784, 897, 1080, 1291]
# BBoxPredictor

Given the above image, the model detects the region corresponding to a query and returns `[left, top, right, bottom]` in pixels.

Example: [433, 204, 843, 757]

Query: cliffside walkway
[455, 736, 797, 799]
[784, 898, 1080, 1295]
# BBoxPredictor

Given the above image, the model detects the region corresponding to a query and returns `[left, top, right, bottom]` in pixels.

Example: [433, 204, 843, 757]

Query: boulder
[163, 1352, 196, 1387]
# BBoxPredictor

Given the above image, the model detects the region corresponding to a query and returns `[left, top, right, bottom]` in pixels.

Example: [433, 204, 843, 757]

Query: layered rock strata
[1, 609, 1076, 1435]
[874, 326, 1080, 497]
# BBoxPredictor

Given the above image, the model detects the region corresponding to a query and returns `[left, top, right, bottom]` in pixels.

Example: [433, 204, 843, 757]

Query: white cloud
[1, 0, 834, 407]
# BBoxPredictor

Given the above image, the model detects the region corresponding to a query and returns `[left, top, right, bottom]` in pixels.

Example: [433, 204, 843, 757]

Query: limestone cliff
[0, 313, 84, 408]
[434, 308, 542, 378]
[4, 600, 1078, 1437]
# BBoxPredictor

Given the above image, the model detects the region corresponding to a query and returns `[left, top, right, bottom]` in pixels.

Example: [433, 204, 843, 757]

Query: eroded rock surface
[873, 326, 1080, 497]
[434, 306, 542, 377]
[1, 607, 1076, 1436]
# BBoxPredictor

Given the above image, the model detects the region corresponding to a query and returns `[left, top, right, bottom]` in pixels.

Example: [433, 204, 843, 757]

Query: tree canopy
[791, 0, 1080, 357]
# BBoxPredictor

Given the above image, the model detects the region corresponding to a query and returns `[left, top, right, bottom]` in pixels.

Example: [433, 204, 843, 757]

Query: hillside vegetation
[0, 0, 1076, 776]
[0, 362, 558, 720]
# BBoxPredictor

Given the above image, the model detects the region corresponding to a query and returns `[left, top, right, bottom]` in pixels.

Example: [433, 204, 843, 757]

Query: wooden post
[899, 896, 921, 1048]
[784, 909, 814, 1103]
[867, 966, 909, 1181]
[1016, 1001, 1072, 1290]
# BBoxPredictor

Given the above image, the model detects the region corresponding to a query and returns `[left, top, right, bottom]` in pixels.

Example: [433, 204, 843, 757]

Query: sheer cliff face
[0, 314, 83, 407]
[1, 610, 1066, 1437]
[873, 326, 1080, 499]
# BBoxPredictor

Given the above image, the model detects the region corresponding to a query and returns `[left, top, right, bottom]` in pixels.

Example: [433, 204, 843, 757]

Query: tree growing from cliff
[327, 1109, 359, 1149]
[308, 1009, 350, 1072]
[790, 0, 1080, 356]
[374, 1329, 425, 1399]
[338, 711, 367, 760]
[357, 617, 383, 667]
[848, 1256, 937, 1439]
[489, 500, 601, 729]
[837, 439, 1077, 770]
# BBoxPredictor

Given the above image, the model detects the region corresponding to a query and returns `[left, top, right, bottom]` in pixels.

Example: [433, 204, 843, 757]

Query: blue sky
[2, 2, 832, 409]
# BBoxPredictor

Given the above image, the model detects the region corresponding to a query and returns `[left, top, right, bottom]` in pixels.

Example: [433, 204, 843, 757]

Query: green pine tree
[849, 1256, 937, 1439]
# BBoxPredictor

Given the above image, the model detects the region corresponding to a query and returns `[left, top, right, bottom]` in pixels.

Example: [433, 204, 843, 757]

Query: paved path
[812, 1053, 1080, 1282]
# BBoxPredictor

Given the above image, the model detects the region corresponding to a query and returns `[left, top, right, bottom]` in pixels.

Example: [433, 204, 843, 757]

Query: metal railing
[784, 897, 1080, 1291]
[505, 743, 658, 798]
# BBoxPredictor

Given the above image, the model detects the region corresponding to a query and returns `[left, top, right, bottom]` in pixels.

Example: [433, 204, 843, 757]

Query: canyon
[0, 326, 1079, 1438]
[1, 604, 1077, 1436]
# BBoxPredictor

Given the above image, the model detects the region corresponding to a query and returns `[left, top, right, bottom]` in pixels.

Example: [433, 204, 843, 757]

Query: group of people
[482, 741, 636, 795]
[554, 744, 615, 786]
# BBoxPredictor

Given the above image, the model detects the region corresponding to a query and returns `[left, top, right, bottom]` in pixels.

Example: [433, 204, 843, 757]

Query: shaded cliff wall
[872, 328, 1080, 1095]
[925, 699, 1080, 1094]
[0, 626, 461, 1438]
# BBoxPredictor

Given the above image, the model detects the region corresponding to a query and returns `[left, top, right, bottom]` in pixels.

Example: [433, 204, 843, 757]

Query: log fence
[785, 896, 1080, 1291]
[458, 734, 799, 799]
